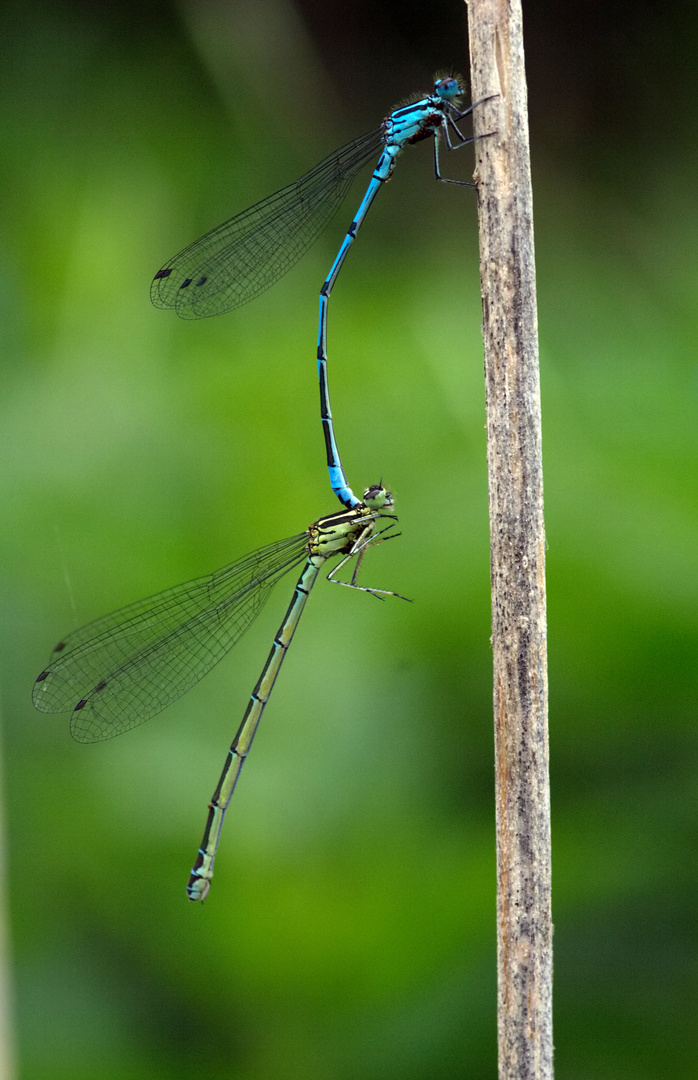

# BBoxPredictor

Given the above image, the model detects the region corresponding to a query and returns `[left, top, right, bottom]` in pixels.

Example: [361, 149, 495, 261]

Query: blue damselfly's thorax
[383, 76, 466, 149]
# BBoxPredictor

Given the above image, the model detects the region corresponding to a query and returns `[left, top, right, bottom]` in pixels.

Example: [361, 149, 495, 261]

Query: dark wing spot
[35, 671, 48, 683]
[94, 681, 107, 694]
[179, 278, 193, 290]
[54, 641, 66, 653]
[154, 268, 173, 280]
[196, 276, 207, 287]
[75, 699, 87, 711]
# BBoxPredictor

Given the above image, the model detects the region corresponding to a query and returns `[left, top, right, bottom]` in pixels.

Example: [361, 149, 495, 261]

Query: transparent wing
[151, 128, 383, 319]
[33, 533, 308, 743]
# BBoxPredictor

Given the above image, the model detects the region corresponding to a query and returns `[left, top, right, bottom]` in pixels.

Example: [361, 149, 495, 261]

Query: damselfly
[33, 485, 407, 901]
[152, 76, 488, 508]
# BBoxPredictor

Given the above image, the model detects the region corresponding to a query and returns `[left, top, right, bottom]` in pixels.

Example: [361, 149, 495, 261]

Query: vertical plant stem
[0, 721, 16, 1080]
[466, 2, 553, 1077]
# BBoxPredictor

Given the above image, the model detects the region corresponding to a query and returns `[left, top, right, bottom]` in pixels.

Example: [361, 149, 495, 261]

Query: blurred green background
[2, 0, 697, 1077]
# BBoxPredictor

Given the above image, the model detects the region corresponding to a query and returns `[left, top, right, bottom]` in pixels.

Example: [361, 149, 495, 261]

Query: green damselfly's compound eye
[362, 484, 391, 510]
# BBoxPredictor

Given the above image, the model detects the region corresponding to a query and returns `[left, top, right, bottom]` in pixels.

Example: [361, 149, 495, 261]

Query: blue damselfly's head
[434, 75, 464, 102]
[362, 483, 393, 511]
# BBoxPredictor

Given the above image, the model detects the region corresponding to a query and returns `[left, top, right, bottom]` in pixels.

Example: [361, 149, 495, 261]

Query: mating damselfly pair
[34, 75, 488, 900]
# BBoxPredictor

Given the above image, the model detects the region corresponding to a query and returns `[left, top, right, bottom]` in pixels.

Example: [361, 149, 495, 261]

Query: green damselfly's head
[362, 483, 393, 511]
[433, 74, 465, 103]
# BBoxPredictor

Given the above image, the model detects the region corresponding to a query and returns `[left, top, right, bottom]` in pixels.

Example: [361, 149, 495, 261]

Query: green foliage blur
[1, 1, 696, 1077]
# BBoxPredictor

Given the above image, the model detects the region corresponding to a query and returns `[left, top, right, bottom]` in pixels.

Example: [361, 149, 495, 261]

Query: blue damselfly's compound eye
[435, 77, 462, 100]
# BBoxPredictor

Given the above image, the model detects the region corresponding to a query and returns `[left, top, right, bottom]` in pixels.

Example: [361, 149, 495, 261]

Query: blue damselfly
[152, 76, 488, 507]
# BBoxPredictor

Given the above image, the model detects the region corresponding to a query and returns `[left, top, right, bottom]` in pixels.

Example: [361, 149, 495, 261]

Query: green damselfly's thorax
[307, 483, 397, 564]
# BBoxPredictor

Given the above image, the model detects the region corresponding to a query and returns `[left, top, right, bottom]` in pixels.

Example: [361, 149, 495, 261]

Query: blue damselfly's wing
[151, 128, 383, 319]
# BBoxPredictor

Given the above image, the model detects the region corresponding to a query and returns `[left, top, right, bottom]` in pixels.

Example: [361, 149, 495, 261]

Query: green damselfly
[34, 485, 407, 901]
